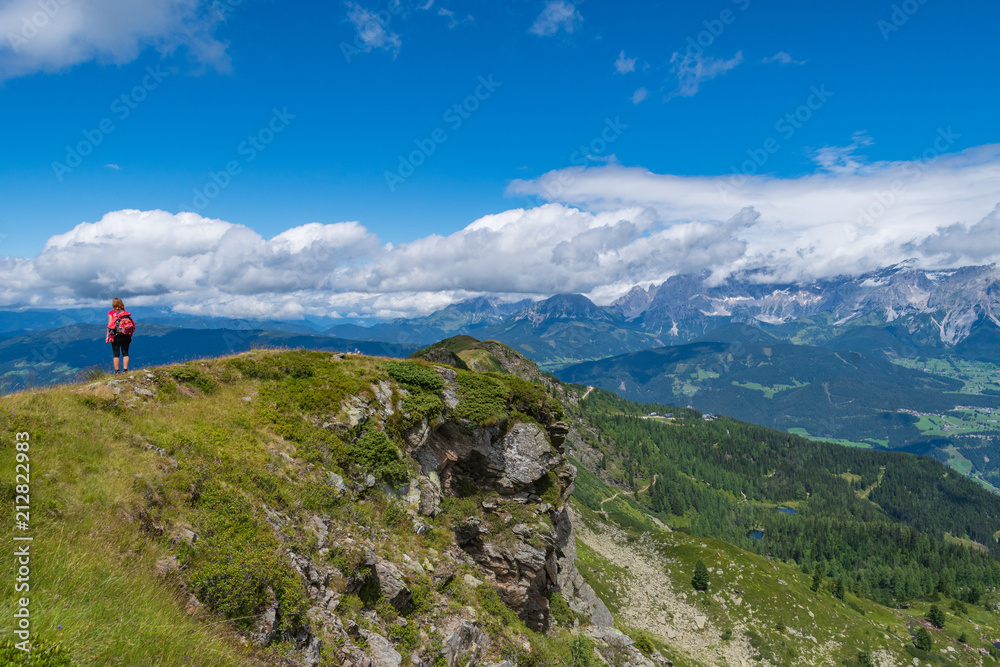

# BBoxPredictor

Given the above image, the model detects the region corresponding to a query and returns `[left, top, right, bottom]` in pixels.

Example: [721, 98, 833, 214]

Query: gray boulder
[375, 560, 415, 614]
[442, 621, 485, 666]
[492, 423, 557, 494]
[362, 630, 402, 667]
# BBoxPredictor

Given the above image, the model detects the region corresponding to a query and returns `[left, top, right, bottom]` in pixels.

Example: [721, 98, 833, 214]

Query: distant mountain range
[324, 261, 1000, 369]
[326, 296, 533, 345]
[0, 306, 353, 336]
[0, 324, 416, 392]
[10, 261, 1000, 371]
[9, 260, 1000, 391]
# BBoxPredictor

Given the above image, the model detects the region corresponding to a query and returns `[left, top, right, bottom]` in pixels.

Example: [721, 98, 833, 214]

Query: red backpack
[113, 310, 136, 336]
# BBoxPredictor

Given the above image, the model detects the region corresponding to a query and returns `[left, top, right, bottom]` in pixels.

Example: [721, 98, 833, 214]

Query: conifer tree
[914, 627, 932, 652]
[927, 604, 945, 629]
[811, 566, 823, 593]
[833, 578, 845, 600]
[692, 560, 710, 591]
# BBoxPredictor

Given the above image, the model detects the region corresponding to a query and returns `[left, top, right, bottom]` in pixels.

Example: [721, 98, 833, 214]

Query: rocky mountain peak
[515, 293, 616, 325]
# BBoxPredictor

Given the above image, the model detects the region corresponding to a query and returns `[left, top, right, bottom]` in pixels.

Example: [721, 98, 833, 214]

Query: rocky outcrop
[479, 340, 544, 383]
[362, 631, 402, 667]
[442, 620, 486, 666]
[183, 353, 614, 665]
[420, 346, 469, 370]
[396, 365, 607, 632]
[554, 508, 613, 628]
[372, 560, 414, 614]
[491, 423, 560, 494]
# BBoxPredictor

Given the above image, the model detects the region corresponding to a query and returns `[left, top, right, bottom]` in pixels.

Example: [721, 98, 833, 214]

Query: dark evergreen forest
[572, 389, 1000, 608]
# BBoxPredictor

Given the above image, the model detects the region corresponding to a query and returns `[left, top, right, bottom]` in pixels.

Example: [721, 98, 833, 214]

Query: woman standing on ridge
[106, 298, 135, 374]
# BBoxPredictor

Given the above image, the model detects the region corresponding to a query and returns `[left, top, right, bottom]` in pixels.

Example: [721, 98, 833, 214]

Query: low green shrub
[228, 351, 316, 381]
[570, 635, 598, 667]
[503, 374, 565, 422]
[347, 429, 409, 485]
[181, 485, 307, 634]
[455, 372, 509, 426]
[400, 392, 443, 424]
[0, 638, 72, 666]
[630, 630, 655, 656]
[546, 591, 576, 627]
[476, 584, 519, 634]
[384, 361, 445, 392]
[167, 366, 217, 393]
[536, 471, 562, 507]
[389, 620, 418, 655]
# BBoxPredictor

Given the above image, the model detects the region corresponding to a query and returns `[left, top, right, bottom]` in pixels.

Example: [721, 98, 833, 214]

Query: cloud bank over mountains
[4, 144, 1000, 320]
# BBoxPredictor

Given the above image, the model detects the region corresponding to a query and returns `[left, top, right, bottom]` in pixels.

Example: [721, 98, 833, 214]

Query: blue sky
[2, 0, 1000, 318]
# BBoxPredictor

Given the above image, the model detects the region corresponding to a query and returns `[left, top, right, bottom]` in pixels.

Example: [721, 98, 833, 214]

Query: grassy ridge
[0, 349, 603, 666]
[1, 378, 266, 665]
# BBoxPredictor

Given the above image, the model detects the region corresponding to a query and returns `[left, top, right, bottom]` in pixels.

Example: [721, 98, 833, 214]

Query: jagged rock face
[442, 619, 486, 666]
[362, 631, 402, 667]
[398, 368, 603, 632]
[613, 284, 658, 321]
[420, 346, 469, 370]
[554, 508, 613, 628]
[473, 526, 554, 631]
[373, 560, 415, 614]
[616, 261, 1000, 346]
[406, 417, 569, 630]
[234, 359, 610, 663]
[512, 293, 618, 326]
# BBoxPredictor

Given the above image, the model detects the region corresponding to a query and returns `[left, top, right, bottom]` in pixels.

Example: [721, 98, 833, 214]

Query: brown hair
[112, 298, 125, 311]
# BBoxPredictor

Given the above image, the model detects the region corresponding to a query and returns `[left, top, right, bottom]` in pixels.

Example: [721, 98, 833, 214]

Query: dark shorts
[111, 334, 131, 357]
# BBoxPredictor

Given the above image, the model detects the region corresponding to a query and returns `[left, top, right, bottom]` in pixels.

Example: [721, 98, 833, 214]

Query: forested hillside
[569, 389, 1000, 608]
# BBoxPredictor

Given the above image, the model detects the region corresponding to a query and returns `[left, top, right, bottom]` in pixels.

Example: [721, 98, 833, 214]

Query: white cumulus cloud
[509, 143, 1000, 284]
[7, 144, 1000, 319]
[1, 209, 380, 310]
[0, 0, 230, 80]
